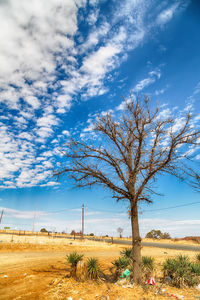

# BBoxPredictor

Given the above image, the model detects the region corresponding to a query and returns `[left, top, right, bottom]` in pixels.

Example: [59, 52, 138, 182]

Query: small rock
[68, 297, 73, 300]
[4, 275, 8, 278]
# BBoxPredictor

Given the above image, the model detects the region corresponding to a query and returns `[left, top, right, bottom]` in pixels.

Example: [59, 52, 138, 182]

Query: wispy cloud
[0, 0, 190, 188]
[157, 3, 180, 25]
[133, 69, 161, 92]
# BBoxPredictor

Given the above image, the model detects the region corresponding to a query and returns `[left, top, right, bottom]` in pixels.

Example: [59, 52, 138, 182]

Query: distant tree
[40, 228, 48, 233]
[71, 230, 76, 235]
[89, 233, 94, 236]
[117, 227, 123, 238]
[56, 96, 200, 284]
[145, 229, 171, 239]
[161, 232, 171, 239]
[146, 229, 162, 239]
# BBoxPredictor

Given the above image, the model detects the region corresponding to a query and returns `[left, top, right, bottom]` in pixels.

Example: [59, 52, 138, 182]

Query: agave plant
[196, 253, 200, 263]
[120, 248, 132, 259]
[162, 255, 200, 288]
[177, 255, 190, 267]
[191, 262, 200, 276]
[163, 258, 178, 278]
[142, 256, 154, 280]
[66, 252, 84, 277]
[112, 256, 130, 270]
[112, 256, 130, 281]
[86, 257, 100, 280]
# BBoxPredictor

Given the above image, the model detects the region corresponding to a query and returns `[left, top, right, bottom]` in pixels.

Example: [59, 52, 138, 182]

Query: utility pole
[82, 203, 84, 239]
[0, 209, 4, 225]
[32, 208, 36, 233]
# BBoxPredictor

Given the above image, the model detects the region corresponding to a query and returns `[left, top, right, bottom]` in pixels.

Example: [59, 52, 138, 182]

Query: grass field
[0, 233, 200, 299]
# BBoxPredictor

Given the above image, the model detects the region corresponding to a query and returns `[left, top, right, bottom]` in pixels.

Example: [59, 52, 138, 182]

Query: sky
[0, 0, 200, 237]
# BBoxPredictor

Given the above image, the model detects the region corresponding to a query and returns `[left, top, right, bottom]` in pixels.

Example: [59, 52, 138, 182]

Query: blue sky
[0, 0, 200, 237]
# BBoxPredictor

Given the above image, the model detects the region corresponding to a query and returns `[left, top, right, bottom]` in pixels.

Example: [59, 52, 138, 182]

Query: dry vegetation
[0, 233, 200, 299]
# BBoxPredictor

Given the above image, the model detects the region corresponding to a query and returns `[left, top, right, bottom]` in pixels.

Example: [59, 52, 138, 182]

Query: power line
[142, 201, 200, 213]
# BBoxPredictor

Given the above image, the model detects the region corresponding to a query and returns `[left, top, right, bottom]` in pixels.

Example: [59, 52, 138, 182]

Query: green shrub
[162, 255, 200, 287]
[142, 256, 154, 280]
[142, 256, 154, 272]
[87, 257, 100, 280]
[112, 256, 130, 270]
[120, 248, 132, 259]
[196, 253, 200, 262]
[191, 262, 200, 275]
[66, 252, 84, 277]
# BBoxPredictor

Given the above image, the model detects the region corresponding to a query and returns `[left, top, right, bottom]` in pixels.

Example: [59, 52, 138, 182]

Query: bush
[162, 232, 171, 239]
[86, 257, 100, 280]
[196, 253, 200, 262]
[142, 256, 154, 280]
[120, 248, 132, 259]
[40, 228, 48, 233]
[66, 252, 84, 277]
[112, 256, 130, 270]
[142, 256, 154, 272]
[163, 255, 200, 287]
[145, 229, 171, 239]
[191, 262, 200, 276]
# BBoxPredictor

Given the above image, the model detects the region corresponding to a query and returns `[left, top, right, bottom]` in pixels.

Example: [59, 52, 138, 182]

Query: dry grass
[0, 233, 200, 299]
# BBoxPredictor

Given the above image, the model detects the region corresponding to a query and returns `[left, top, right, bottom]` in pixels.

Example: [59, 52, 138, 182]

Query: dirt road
[1, 237, 200, 299]
[0, 248, 120, 300]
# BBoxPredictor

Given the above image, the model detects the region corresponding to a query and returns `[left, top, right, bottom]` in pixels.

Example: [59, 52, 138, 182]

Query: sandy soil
[0, 234, 200, 300]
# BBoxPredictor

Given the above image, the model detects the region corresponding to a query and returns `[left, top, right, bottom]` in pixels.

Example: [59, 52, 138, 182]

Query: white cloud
[18, 132, 33, 141]
[157, 108, 171, 120]
[62, 130, 70, 136]
[194, 81, 200, 95]
[37, 114, 58, 127]
[81, 44, 121, 77]
[133, 69, 161, 93]
[87, 8, 99, 25]
[157, 3, 179, 25]
[155, 88, 166, 96]
[0, 0, 83, 110]
[0, 0, 190, 189]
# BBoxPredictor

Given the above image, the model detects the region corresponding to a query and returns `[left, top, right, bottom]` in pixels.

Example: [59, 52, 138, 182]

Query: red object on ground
[147, 277, 155, 285]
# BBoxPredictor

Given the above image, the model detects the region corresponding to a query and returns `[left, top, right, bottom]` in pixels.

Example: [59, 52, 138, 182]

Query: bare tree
[117, 227, 123, 238]
[55, 96, 200, 283]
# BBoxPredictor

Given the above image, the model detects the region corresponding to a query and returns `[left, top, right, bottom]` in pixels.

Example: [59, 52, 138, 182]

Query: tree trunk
[131, 201, 142, 284]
